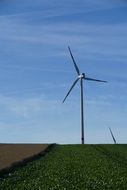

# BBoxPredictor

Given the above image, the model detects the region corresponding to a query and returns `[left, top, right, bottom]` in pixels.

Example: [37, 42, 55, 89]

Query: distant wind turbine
[109, 127, 116, 144]
[63, 46, 107, 144]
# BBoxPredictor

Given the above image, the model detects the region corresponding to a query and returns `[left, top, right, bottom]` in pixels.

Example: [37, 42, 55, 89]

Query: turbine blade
[68, 46, 80, 75]
[109, 127, 116, 144]
[85, 77, 107, 83]
[63, 78, 79, 103]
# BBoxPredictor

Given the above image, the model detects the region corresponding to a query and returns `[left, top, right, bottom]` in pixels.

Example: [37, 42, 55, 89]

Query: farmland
[0, 144, 127, 189]
[0, 144, 49, 171]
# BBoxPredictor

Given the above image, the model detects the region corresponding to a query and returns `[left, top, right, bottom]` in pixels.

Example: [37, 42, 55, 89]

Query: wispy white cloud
[1, 19, 127, 66]
[0, 94, 63, 121]
[0, 64, 73, 74]
[1, 14, 127, 57]
[0, 0, 125, 17]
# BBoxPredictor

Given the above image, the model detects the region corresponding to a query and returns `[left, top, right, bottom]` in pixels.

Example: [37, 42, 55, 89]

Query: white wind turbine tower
[63, 46, 107, 144]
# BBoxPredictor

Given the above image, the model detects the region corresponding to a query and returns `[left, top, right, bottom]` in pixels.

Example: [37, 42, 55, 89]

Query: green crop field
[0, 144, 127, 190]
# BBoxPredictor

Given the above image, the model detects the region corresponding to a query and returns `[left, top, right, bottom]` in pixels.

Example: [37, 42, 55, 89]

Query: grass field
[0, 144, 127, 190]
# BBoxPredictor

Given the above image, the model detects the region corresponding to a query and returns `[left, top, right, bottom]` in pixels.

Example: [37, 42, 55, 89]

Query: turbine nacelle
[78, 73, 85, 79]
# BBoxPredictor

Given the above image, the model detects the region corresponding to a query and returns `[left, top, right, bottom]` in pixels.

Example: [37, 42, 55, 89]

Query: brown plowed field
[0, 144, 49, 171]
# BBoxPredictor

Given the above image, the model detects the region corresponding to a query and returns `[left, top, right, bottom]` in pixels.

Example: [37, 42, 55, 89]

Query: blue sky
[0, 0, 127, 144]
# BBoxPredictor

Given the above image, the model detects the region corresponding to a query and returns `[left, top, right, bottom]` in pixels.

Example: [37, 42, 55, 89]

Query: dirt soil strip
[0, 144, 55, 177]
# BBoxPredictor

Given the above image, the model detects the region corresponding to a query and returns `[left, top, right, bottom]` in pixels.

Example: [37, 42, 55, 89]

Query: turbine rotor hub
[78, 73, 85, 79]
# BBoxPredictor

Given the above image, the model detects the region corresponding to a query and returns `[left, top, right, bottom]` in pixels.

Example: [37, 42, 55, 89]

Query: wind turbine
[63, 46, 107, 144]
[109, 127, 116, 144]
